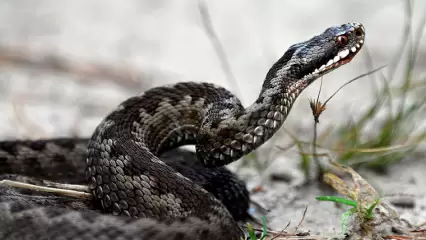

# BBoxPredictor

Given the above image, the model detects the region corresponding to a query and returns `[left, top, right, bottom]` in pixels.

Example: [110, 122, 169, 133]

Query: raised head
[269, 22, 365, 85]
[197, 23, 365, 167]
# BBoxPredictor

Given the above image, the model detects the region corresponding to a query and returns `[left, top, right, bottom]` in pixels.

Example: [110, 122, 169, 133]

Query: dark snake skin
[0, 140, 250, 221]
[0, 23, 365, 240]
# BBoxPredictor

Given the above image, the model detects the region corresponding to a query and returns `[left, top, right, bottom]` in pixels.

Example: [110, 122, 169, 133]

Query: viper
[0, 22, 365, 240]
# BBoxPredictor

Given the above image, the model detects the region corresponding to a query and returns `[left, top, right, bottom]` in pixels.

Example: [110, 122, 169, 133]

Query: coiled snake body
[0, 23, 365, 239]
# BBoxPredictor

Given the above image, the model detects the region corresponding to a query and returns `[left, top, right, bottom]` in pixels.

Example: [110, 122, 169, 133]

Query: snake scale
[0, 22, 365, 239]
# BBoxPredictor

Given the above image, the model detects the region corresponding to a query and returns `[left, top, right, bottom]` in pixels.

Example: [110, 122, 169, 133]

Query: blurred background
[0, 0, 424, 138]
[0, 0, 425, 234]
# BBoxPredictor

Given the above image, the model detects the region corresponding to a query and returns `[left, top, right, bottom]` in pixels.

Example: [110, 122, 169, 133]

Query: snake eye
[337, 35, 349, 45]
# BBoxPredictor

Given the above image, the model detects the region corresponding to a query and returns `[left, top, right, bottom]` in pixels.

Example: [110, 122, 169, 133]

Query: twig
[277, 141, 413, 154]
[270, 221, 291, 240]
[292, 206, 308, 235]
[311, 78, 325, 179]
[41, 180, 89, 192]
[323, 65, 387, 107]
[0, 180, 91, 199]
[198, 0, 242, 99]
[275, 142, 297, 152]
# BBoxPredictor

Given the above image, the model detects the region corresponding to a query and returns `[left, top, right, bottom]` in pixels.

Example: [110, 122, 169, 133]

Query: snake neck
[196, 67, 308, 167]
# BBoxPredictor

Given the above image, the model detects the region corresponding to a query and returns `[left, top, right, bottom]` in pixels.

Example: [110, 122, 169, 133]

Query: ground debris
[323, 160, 415, 240]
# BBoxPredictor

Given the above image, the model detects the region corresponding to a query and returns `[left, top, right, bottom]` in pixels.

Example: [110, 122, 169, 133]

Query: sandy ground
[1, 0, 425, 238]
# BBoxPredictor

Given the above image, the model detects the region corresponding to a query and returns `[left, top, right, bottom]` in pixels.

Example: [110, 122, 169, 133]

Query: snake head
[279, 22, 365, 84]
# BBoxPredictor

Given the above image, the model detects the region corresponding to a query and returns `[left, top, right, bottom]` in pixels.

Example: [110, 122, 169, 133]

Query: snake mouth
[313, 39, 364, 75]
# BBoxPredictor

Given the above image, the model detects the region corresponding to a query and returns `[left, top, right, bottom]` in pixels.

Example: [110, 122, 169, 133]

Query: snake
[0, 22, 365, 240]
